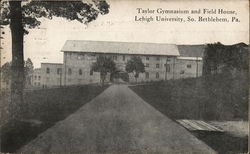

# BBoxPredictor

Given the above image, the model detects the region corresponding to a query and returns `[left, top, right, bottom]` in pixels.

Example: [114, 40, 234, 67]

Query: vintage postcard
[0, 0, 249, 153]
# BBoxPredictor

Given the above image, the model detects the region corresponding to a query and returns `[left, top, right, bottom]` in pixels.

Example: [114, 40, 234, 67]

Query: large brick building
[30, 40, 205, 88]
[61, 40, 180, 85]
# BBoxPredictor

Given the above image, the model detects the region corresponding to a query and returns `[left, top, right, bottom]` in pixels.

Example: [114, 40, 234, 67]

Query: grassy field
[0, 84, 109, 152]
[130, 72, 248, 121]
[130, 72, 248, 154]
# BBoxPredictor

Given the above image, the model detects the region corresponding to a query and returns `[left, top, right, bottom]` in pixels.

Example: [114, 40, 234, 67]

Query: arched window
[79, 69, 82, 75]
[68, 68, 72, 75]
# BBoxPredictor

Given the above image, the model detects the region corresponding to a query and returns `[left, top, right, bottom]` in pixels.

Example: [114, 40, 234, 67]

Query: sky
[1, 0, 249, 68]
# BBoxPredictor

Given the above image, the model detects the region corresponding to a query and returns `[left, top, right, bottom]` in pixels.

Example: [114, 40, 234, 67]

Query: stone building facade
[30, 41, 205, 88]
[61, 40, 180, 85]
[40, 63, 63, 87]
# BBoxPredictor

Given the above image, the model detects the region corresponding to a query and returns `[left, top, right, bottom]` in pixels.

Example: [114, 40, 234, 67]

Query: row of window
[145, 72, 160, 79]
[66, 52, 173, 62]
[33, 75, 41, 80]
[34, 82, 40, 86]
[45, 64, 192, 77]
[46, 68, 62, 74]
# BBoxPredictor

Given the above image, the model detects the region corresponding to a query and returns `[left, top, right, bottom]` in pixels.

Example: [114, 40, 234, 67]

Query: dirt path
[19, 85, 216, 153]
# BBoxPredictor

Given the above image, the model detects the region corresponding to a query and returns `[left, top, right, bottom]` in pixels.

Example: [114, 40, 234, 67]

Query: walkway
[19, 85, 216, 153]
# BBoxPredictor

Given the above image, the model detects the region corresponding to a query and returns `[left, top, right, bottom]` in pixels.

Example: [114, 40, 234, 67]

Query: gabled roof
[41, 63, 63, 66]
[61, 40, 179, 56]
[177, 45, 206, 57]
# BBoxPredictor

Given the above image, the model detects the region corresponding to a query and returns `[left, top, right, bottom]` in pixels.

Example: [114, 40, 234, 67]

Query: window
[166, 64, 170, 72]
[156, 72, 159, 79]
[187, 64, 192, 68]
[145, 72, 149, 79]
[34, 75, 37, 80]
[180, 70, 185, 74]
[46, 68, 50, 74]
[167, 58, 171, 62]
[146, 56, 149, 60]
[113, 55, 117, 60]
[57, 68, 62, 75]
[77, 53, 84, 60]
[156, 57, 160, 61]
[68, 68, 72, 75]
[79, 69, 82, 75]
[123, 55, 126, 61]
[156, 64, 160, 68]
[145, 63, 149, 67]
[90, 70, 93, 76]
[38, 76, 41, 80]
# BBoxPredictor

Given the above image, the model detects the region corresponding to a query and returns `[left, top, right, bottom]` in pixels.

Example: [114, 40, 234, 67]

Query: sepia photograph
[0, 0, 249, 153]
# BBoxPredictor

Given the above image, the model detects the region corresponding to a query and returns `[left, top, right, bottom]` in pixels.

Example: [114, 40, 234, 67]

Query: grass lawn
[129, 72, 248, 154]
[0, 84, 109, 153]
[130, 72, 248, 121]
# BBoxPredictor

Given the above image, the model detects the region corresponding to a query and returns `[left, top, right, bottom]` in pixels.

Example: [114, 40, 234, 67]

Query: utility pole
[165, 56, 168, 81]
[196, 57, 199, 77]
[0, 26, 3, 90]
[173, 57, 175, 79]
[64, 52, 67, 86]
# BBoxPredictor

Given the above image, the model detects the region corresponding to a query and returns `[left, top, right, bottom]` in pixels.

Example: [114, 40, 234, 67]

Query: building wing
[177, 45, 206, 58]
[61, 40, 180, 56]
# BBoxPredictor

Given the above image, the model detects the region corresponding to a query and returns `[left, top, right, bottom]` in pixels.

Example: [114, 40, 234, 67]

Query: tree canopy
[0, 0, 110, 119]
[125, 56, 145, 82]
[1, 1, 109, 33]
[91, 55, 116, 84]
[203, 42, 248, 75]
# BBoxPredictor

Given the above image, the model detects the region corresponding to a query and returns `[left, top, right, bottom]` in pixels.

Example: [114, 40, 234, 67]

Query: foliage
[0, 0, 110, 116]
[1, 58, 34, 86]
[203, 42, 248, 75]
[1, 62, 12, 83]
[125, 56, 145, 81]
[91, 55, 116, 84]
[1, 1, 110, 33]
[24, 58, 34, 85]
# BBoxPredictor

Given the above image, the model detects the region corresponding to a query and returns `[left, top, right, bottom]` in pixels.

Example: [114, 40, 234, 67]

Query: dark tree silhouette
[0, 1, 109, 119]
[203, 42, 248, 76]
[125, 56, 145, 82]
[91, 55, 116, 85]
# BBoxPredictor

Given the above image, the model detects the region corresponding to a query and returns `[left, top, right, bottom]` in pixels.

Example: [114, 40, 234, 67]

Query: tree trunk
[9, 1, 24, 119]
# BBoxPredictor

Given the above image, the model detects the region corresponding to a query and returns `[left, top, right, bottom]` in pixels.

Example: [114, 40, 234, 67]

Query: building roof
[177, 45, 206, 58]
[177, 57, 202, 61]
[41, 63, 63, 66]
[61, 40, 180, 56]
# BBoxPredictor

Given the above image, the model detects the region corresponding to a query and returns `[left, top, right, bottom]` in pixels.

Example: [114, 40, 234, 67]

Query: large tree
[203, 42, 248, 76]
[91, 55, 116, 85]
[125, 56, 145, 82]
[1, 58, 34, 88]
[0, 1, 109, 119]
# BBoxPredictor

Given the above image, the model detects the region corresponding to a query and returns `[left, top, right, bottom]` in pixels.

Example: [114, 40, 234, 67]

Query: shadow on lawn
[129, 72, 248, 153]
[192, 131, 248, 154]
[0, 84, 109, 153]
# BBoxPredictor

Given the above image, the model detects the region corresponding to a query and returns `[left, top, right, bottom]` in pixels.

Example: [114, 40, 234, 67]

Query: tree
[91, 55, 116, 85]
[125, 56, 145, 82]
[1, 62, 12, 86]
[24, 58, 34, 86]
[1, 59, 34, 88]
[0, 1, 109, 118]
